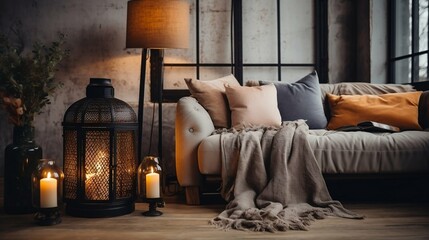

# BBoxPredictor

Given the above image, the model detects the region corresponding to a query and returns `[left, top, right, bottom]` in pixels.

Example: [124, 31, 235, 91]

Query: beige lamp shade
[126, 0, 190, 49]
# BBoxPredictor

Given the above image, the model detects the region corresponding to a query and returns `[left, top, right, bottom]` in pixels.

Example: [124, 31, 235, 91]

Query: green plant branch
[0, 28, 69, 126]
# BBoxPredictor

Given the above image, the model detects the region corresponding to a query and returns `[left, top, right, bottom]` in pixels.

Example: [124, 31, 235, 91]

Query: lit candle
[40, 172, 57, 208]
[146, 168, 160, 198]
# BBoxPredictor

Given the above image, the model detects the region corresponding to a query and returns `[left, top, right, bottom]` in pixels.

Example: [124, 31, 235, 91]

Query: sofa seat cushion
[197, 130, 429, 175]
[308, 130, 429, 174]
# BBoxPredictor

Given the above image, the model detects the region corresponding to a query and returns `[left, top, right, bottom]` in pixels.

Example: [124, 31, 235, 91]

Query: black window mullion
[233, 0, 243, 85]
[412, 0, 419, 82]
[196, 0, 200, 79]
[388, 0, 396, 83]
[277, 0, 281, 82]
[316, 0, 328, 83]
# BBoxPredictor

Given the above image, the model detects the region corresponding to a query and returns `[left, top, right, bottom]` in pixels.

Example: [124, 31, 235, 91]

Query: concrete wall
[328, 0, 358, 83]
[0, 0, 389, 178]
[370, 0, 388, 84]
[328, 0, 388, 83]
[0, 0, 166, 177]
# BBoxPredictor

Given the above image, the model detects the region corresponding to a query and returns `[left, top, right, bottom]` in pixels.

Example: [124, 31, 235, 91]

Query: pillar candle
[146, 171, 160, 198]
[40, 172, 57, 208]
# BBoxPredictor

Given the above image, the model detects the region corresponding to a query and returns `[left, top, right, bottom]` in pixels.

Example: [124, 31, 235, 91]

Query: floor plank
[1, 178, 429, 239]
[1, 202, 429, 240]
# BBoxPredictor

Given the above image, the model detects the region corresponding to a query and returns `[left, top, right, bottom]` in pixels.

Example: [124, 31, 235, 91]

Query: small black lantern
[31, 159, 64, 225]
[63, 78, 138, 217]
[137, 156, 164, 216]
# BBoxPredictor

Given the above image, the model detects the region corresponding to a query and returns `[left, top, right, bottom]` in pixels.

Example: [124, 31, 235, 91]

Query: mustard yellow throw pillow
[327, 92, 422, 131]
[185, 75, 240, 128]
[225, 84, 281, 128]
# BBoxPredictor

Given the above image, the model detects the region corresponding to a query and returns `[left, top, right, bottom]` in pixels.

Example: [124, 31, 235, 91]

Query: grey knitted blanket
[210, 120, 363, 232]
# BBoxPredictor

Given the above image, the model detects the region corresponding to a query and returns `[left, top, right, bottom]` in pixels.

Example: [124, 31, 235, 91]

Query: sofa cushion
[260, 71, 327, 129]
[184, 75, 240, 128]
[225, 84, 282, 128]
[326, 92, 422, 130]
[197, 130, 429, 175]
[308, 130, 429, 174]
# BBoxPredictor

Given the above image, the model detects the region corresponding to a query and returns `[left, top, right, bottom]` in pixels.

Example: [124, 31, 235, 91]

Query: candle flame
[150, 167, 154, 174]
[86, 173, 95, 180]
[47, 172, 51, 178]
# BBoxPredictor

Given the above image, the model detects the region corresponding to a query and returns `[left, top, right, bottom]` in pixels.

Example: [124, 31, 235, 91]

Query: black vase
[4, 125, 42, 214]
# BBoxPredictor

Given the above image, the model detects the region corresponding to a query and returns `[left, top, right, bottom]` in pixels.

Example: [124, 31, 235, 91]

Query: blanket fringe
[209, 206, 339, 232]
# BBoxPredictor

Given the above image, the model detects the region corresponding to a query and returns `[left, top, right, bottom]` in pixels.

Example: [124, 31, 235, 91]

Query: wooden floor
[1, 201, 429, 239]
[1, 176, 429, 240]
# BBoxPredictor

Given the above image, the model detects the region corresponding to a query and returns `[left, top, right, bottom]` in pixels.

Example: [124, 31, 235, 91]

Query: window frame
[152, 0, 328, 102]
[389, 0, 429, 84]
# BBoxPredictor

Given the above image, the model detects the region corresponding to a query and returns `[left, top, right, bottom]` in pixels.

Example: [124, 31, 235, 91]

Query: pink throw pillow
[225, 84, 281, 128]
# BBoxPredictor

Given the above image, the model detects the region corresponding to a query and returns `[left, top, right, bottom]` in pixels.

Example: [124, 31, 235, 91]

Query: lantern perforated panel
[63, 78, 138, 218]
[116, 131, 136, 199]
[84, 131, 110, 201]
[64, 130, 77, 200]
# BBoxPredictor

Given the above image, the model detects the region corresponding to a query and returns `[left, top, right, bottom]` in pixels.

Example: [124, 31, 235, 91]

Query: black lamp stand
[137, 49, 148, 164]
[137, 49, 165, 189]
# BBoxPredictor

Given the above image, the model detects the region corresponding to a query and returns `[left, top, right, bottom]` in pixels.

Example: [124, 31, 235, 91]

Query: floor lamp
[126, 0, 190, 187]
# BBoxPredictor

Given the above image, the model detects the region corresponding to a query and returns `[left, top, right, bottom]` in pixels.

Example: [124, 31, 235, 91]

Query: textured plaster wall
[0, 0, 388, 178]
[0, 0, 176, 177]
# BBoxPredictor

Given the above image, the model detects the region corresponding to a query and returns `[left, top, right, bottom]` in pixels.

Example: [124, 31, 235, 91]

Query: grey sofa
[175, 82, 429, 205]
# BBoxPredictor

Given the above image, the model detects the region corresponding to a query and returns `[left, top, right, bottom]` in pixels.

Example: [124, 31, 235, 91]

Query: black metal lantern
[62, 78, 138, 217]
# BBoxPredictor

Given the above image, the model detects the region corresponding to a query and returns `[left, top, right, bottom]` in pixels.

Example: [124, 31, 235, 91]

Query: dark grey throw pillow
[260, 71, 327, 129]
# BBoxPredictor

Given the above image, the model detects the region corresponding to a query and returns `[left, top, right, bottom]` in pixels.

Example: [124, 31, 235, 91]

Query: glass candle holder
[137, 156, 163, 216]
[31, 159, 64, 225]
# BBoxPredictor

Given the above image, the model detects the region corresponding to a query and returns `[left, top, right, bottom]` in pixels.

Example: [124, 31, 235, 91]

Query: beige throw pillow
[225, 84, 282, 128]
[185, 75, 240, 128]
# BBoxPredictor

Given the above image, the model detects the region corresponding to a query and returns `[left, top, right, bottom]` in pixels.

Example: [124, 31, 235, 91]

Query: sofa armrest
[175, 97, 215, 187]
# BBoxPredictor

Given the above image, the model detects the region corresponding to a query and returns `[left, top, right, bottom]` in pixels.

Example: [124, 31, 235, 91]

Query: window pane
[163, 67, 196, 89]
[418, 53, 429, 81]
[281, 0, 314, 64]
[281, 67, 315, 83]
[395, 0, 412, 57]
[394, 58, 412, 83]
[200, 0, 231, 63]
[419, 0, 429, 52]
[242, 0, 277, 63]
[243, 67, 277, 82]
[200, 67, 232, 80]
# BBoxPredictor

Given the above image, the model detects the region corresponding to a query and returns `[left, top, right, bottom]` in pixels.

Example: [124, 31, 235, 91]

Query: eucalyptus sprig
[0, 28, 69, 126]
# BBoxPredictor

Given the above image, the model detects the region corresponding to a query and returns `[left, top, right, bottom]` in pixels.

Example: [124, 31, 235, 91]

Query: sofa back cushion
[185, 75, 240, 128]
[320, 82, 415, 96]
[260, 71, 328, 129]
[326, 92, 422, 131]
[225, 84, 282, 128]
